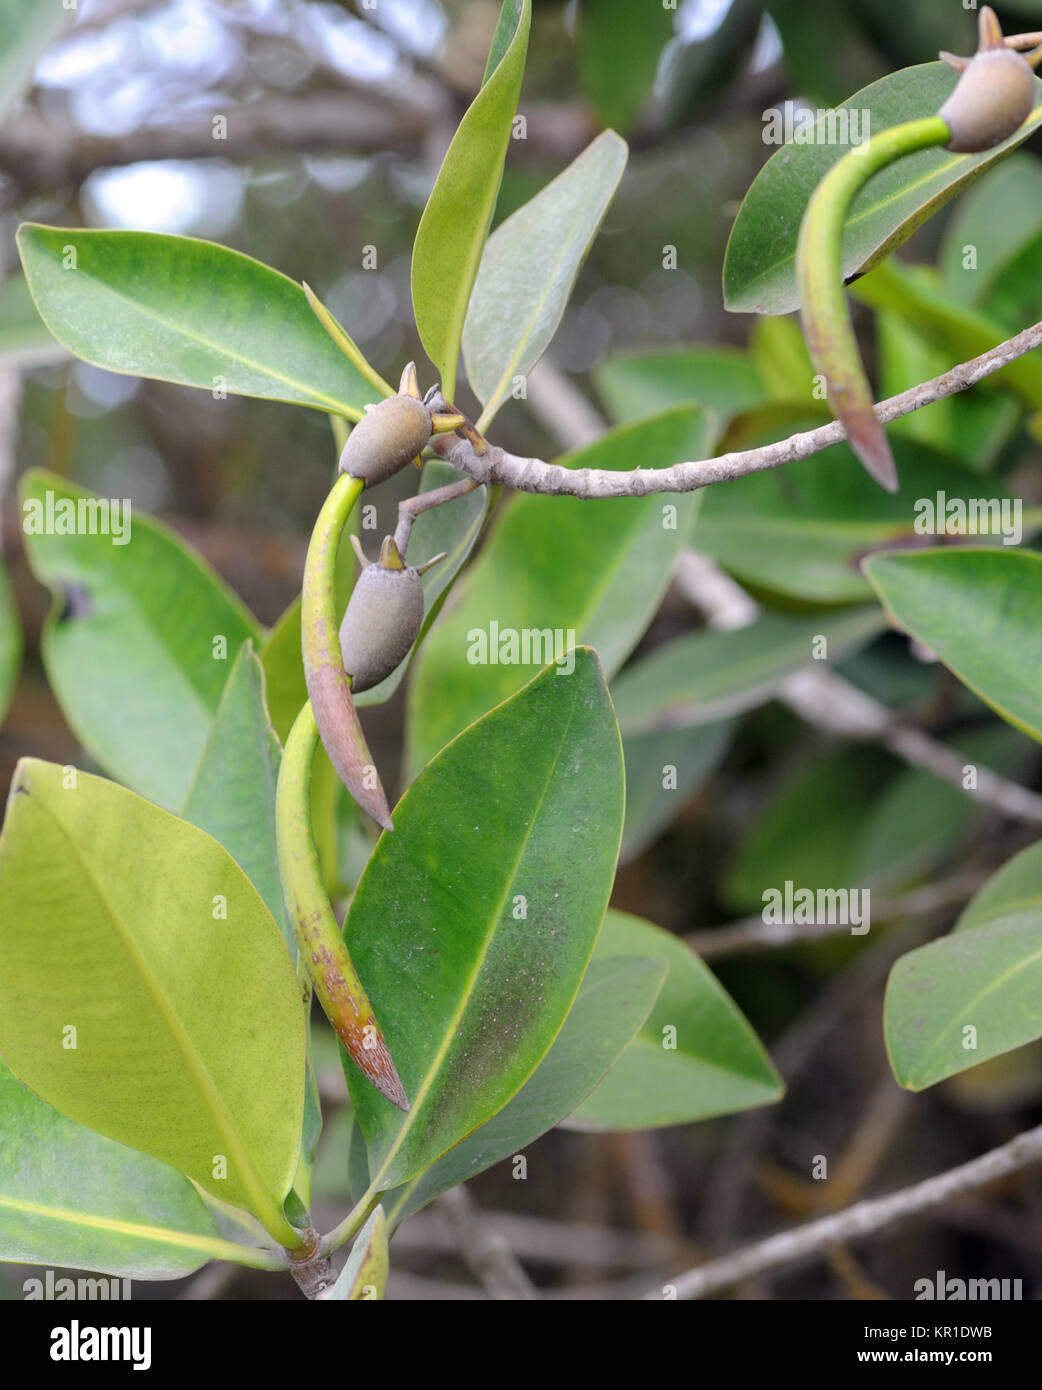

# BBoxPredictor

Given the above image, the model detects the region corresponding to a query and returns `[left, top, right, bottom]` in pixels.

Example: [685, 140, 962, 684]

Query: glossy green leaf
[182, 642, 291, 955]
[463, 130, 627, 425]
[0, 0, 69, 122]
[611, 606, 886, 737]
[20, 469, 261, 809]
[0, 553, 21, 727]
[408, 407, 710, 771]
[325, 1206, 388, 1301]
[0, 1061, 279, 1279]
[693, 428, 1027, 604]
[621, 721, 734, 862]
[382, 956, 665, 1227]
[864, 549, 1042, 743]
[956, 840, 1042, 934]
[410, 0, 531, 398]
[568, 912, 783, 1129]
[16, 224, 377, 418]
[0, 760, 306, 1244]
[594, 347, 764, 434]
[885, 911, 1042, 1090]
[723, 64, 1042, 315]
[0, 274, 67, 367]
[344, 651, 624, 1191]
[355, 462, 488, 707]
[578, 0, 674, 131]
[939, 155, 1042, 308]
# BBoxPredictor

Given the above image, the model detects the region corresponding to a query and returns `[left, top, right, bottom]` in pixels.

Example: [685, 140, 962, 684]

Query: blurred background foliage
[3, 0, 1042, 1300]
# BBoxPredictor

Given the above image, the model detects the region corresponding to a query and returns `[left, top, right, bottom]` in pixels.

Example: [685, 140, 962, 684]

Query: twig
[434, 1187, 540, 1301]
[393, 1210, 682, 1270]
[687, 871, 986, 959]
[698, 924, 934, 1248]
[393, 474, 479, 555]
[434, 319, 1042, 496]
[652, 1122, 1042, 1300]
[679, 547, 1042, 825]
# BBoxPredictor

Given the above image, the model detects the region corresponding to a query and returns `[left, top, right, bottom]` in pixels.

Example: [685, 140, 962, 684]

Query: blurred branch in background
[654, 1122, 1042, 1300]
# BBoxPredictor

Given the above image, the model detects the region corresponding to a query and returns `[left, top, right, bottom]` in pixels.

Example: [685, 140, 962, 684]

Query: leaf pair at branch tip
[795, 8, 1039, 493]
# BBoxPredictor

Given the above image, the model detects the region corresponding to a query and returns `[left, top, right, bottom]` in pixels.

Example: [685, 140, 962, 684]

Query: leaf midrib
[741, 103, 1042, 298]
[29, 238, 356, 414]
[474, 148, 622, 416]
[0, 1193, 271, 1267]
[902, 929, 1042, 1086]
[368, 681, 582, 1191]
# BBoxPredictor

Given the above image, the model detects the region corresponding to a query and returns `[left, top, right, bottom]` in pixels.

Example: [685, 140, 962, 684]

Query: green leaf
[723, 748, 893, 914]
[181, 642, 291, 956]
[0, 274, 67, 367]
[258, 598, 309, 746]
[344, 650, 624, 1191]
[849, 259, 1042, 408]
[20, 469, 262, 809]
[981, 226, 1042, 337]
[410, 0, 531, 398]
[462, 130, 628, 425]
[749, 317, 815, 403]
[382, 955, 666, 1227]
[355, 462, 489, 708]
[723, 64, 1042, 315]
[0, 0, 69, 123]
[0, 760, 306, 1244]
[621, 721, 734, 862]
[0, 553, 21, 727]
[885, 911, 1042, 1090]
[16, 225, 378, 418]
[0, 1061, 279, 1279]
[864, 549, 1042, 744]
[939, 154, 1042, 308]
[956, 840, 1042, 934]
[568, 912, 783, 1129]
[594, 347, 764, 434]
[693, 427, 1027, 604]
[407, 407, 710, 771]
[611, 607, 886, 737]
[578, 0, 674, 131]
[325, 1206, 388, 1300]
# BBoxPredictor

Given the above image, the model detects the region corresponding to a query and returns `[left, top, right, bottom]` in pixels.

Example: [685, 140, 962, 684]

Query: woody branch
[434, 318, 1042, 498]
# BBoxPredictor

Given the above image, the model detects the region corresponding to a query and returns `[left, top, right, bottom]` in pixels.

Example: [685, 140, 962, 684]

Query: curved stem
[796, 115, 951, 491]
[322, 1188, 385, 1257]
[301, 472, 394, 831]
[276, 701, 409, 1112]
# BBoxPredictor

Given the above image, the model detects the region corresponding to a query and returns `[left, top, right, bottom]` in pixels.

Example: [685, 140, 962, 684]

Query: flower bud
[940, 8, 1037, 154]
[338, 394, 433, 487]
[339, 537, 439, 692]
